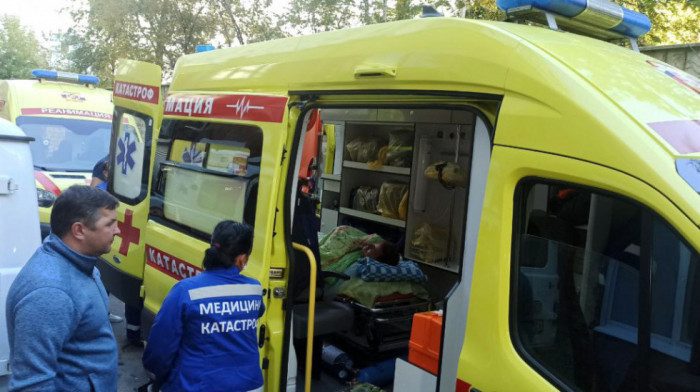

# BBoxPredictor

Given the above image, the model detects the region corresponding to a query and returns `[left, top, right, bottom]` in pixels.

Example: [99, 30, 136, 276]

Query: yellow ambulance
[99, 10, 700, 392]
[0, 70, 113, 237]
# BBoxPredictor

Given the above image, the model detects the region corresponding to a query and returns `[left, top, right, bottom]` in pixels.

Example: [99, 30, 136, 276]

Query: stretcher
[334, 296, 430, 356]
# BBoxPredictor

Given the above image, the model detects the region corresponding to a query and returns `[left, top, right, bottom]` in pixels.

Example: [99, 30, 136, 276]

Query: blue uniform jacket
[143, 266, 266, 392]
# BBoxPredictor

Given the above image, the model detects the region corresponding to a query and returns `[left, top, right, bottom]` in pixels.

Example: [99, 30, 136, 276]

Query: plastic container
[351, 186, 379, 213]
[408, 311, 443, 375]
[377, 181, 408, 219]
[496, 0, 651, 38]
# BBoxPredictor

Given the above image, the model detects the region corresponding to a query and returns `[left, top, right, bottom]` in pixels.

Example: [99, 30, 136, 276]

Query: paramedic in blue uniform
[143, 221, 265, 392]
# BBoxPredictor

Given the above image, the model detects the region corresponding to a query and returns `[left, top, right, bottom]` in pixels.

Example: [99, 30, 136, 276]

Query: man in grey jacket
[6, 185, 121, 391]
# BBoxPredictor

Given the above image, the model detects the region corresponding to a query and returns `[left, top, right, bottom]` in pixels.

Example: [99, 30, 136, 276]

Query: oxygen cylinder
[355, 358, 397, 387]
[321, 344, 354, 380]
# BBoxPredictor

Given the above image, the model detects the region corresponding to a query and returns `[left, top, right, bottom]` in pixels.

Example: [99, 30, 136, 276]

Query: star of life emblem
[117, 131, 137, 175]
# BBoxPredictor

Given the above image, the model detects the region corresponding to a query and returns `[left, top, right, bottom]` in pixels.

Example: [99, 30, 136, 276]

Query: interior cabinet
[404, 122, 472, 272]
[318, 109, 474, 273]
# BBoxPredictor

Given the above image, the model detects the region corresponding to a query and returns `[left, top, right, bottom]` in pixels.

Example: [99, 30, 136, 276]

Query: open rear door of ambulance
[138, 91, 290, 390]
[97, 59, 162, 311]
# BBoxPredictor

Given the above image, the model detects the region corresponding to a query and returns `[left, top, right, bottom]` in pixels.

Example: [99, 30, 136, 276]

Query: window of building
[149, 120, 262, 239]
[512, 180, 700, 391]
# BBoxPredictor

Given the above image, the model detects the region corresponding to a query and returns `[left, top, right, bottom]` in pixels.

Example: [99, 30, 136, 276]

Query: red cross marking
[117, 209, 140, 256]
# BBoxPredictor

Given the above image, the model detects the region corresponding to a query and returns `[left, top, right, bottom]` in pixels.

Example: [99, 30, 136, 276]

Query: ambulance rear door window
[111, 109, 151, 203]
[149, 119, 262, 239]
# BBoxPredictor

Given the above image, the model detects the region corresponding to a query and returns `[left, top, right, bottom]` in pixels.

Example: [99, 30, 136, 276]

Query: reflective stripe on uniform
[188, 284, 262, 301]
[126, 323, 140, 331]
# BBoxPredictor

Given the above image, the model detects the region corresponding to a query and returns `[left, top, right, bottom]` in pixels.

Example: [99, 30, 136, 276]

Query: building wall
[641, 43, 700, 78]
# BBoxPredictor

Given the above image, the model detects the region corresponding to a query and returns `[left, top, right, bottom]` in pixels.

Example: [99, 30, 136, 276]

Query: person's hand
[362, 242, 384, 260]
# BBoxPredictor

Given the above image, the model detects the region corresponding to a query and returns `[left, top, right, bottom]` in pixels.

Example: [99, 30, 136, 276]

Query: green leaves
[55, 0, 286, 85]
[48, 0, 700, 83]
[0, 15, 49, 79]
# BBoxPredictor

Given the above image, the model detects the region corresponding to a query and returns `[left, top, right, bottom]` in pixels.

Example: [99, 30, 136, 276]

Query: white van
[0, 118, 41, 375]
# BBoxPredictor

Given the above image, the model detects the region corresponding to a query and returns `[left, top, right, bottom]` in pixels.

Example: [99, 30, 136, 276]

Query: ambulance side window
[512, 180, 700, 392]
[110, 109, 151, 203]
[648, 218, 700, 391]
[149, 119, 262, 239]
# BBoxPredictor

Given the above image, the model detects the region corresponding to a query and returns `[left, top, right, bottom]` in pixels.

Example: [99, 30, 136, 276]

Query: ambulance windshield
[16, 116, 111, 172]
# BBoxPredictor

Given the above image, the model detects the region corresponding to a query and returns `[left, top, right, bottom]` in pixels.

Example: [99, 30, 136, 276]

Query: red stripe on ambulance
[164, 94, 287, 123]
[146, 245, 202, 281]
[34, 171, 61, 196]
[456, 379, 473, 392]
[21, 108, 112, 121]
[113, 81, 159, 104]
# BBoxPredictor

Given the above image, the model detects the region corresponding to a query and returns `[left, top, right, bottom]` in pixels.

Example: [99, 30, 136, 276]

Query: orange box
[408, 311, 443, 375]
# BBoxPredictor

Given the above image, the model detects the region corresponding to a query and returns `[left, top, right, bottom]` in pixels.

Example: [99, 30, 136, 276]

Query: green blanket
[337, 278, 429, 308]
[320, 226, 429, 306]
[346, 383, 386, 392]
[319, 225, 381, 268]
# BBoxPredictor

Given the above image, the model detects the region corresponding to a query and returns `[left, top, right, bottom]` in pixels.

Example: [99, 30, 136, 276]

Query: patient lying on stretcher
[320, 226, 429, 307]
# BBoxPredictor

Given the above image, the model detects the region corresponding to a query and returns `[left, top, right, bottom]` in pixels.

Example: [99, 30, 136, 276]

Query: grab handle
[354, 64, 397, 78]
[292, 242, 316, 392]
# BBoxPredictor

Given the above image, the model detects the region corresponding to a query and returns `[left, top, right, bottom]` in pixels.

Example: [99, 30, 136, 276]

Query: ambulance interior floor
[296, 372, 394, 392]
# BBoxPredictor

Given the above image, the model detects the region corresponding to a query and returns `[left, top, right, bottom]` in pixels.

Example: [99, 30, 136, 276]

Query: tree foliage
[50, 0, 700, 85]
[56, 0, 282, 86]
[457, 0, 501, 20]
[632, 0, 700, 45]
[55, 0, 144, 87]
[0, 15, 49, 79]
[214, 0, 285, 45]
[283, 0, 359, 34]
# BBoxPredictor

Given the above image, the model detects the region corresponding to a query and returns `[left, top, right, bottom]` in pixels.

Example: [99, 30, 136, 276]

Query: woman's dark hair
[202, 220, 254, 270]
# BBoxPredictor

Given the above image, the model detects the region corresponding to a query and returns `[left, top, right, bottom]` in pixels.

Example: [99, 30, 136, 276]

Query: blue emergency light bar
[497, 0, 651, 38]
[195, 45, 215, 53]
[31, 69, 100, 85]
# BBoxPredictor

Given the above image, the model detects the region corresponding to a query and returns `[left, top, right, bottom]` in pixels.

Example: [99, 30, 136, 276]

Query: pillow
[357, 258, 427, 283]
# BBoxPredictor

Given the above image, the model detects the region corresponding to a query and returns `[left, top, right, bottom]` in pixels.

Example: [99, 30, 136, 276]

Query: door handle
[258, 324, 266, 348]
